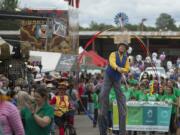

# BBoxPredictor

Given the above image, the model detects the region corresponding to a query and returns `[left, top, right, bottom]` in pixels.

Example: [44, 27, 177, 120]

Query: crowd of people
[0, 50, 180, 135]
[0, 72, 79, 135]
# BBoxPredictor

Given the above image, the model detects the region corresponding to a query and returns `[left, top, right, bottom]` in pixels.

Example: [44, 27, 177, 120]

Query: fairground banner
[20, 9, 79, 54]
[113, 101, 172, 132]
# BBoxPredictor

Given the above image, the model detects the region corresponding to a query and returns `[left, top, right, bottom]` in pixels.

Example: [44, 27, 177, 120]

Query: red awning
[79, 50, 108, 67]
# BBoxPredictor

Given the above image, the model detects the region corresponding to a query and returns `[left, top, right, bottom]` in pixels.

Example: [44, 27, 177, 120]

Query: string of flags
[64, 0, 80, 8]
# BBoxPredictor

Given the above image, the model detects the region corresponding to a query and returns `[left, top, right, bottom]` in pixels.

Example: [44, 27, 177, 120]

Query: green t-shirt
[136, 91, 146, 101]
[146, 93, 158, 101]
[174, 87, 180, 97]
[128, 79, 138, 85]
[157, 94, 165, 101]
[120, 85, 126, 92]
[92, 93, 100, 109]
[163, 94, 177, 114]
[21, 102, 54, 135]
[123, 88, 133, 101]
[133, 90, 141, 100]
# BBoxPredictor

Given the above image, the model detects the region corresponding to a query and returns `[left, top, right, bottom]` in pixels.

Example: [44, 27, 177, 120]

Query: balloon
[155, 59, 161, 67]
[145, 56, 151, 63]
[127, 47, 133, 54]
[159, 52, 166, 61]
[136, 55, 142, 62]
[167, 61, 172, 70]
[152, 52, 158, 58]
[160, 54, 166, 61]
[152, 57, 157, 63]
[169, 68, 174, 73]
[128, 56, 134, 64]
[139, 64, 144, 71]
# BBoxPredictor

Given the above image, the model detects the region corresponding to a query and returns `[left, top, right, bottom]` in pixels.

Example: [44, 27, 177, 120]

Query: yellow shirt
[109, 52, 130, 73]
[54, 96, 69, 117]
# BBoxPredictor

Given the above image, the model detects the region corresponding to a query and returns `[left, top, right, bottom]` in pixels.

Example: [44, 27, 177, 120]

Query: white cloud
[18, 0, 180, 27]
[79, 0, 180, 27]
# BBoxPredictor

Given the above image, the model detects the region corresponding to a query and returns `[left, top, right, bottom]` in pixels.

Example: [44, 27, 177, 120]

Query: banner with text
[113, 101, 172, 132]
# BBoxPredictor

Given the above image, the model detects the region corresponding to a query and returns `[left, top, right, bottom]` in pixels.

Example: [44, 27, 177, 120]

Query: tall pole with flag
[64, 0, 80, 8]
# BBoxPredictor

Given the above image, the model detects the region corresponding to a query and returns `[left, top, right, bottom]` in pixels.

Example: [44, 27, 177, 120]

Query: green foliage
[80, 22, 158, 31]
[0, 0, 20, 30]
[80, 13, 180, 31]
[155, 13, 177, 31]
[125, 24, 139, 31]
[0, 0, 18, 11]
[79, 21, 118, 31]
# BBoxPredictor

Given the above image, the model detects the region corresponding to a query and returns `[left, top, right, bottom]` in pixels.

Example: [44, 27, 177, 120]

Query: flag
[76, 0, 80, 8]
[149, 80, 154, 96]
[64, 0, 80, 8]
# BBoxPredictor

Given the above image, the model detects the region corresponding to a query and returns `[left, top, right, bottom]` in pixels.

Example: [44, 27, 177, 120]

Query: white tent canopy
[30, 51, 62, 72]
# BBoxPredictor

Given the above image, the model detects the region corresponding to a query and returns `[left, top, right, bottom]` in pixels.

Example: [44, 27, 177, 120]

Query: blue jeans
[98, 72, 126, 135]
[87, 102, 94, 116]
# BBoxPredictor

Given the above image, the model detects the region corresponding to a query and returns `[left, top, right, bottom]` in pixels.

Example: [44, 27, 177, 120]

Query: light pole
[140, 18, 147, 31]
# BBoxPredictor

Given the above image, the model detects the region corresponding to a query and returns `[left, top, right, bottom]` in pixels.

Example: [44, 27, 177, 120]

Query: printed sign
[113, 101, 172, 132]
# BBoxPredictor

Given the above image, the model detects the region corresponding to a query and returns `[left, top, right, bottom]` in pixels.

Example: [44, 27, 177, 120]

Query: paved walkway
[75, 115, 99, 135]
[56, 115, 167, 135]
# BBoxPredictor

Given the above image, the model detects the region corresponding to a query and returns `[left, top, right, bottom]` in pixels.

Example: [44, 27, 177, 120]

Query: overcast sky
[19, 0, 180, 27]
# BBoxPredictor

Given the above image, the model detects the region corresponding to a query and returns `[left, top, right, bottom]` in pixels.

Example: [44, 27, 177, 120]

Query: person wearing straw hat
[98, 42, 130, 135]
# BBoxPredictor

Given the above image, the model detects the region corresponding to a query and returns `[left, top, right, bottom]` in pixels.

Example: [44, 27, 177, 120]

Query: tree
[0, 0, 18, 11]
[81, 21, 115, 31]
[155, 13, 177, 31]
[0, 0, 20, 30]
[125, 24, 139, 31]
[80, 21, 158, 31]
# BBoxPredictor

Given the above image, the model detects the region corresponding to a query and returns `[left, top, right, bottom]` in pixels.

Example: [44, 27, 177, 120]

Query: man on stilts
[98, 42, 130, 135]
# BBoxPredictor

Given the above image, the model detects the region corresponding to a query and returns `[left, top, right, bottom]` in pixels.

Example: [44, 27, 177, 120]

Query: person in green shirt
[174, 87, 180, 97]
[136, 90, 147, 101]
[146, 92, 158, 101]
[163, 86, 177, 134]
[128, 73, 138, 86]
[157, 84, 165, 101]
[123, 87, 133, 101]
[120, 84, 126, 92]
[144, 80, 159, 101]
[135, 82, 148, 101]
[92, 89, 100, 128]
[108, 88, 116, 128]
[21, 85, 54, 135]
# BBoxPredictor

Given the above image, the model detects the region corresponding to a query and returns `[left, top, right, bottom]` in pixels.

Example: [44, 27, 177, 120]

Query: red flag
[64, 0, 80, 8]
[76, 0, 80, 8]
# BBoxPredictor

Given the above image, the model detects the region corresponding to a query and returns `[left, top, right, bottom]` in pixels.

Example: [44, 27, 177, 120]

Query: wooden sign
[114, 34, 131, 44]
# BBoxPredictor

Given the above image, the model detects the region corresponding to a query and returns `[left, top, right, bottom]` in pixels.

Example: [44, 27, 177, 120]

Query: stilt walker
[98, 42, 130, 135]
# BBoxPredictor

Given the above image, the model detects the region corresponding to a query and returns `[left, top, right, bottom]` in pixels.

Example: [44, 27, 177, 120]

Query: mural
[20, 9, 79, 54]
